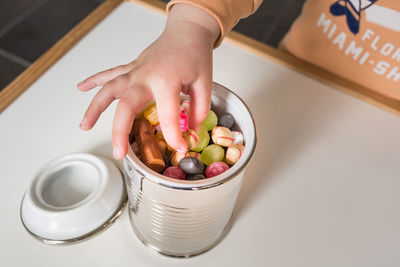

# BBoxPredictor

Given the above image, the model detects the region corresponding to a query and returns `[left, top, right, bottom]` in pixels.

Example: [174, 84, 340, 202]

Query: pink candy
[205, 162, 230, 178]
[179, 107, 188, 131]
[163, 166, 186, 180]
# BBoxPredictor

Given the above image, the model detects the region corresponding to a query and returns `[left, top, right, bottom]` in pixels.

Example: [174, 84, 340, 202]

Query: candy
[181, 100, 190, 114]
[131, 142, 140, 158]
[225, 144, 245, 165]
[131, 105, 244, 180]
[163, 166, 186, 180]
[205, 162, 229, 178]
[143, 104, 159, 125]
[162, 154, 171, 170]
[129, 126, 135, 144]
[155, 131, 175, 152]
[200, 144, 224, 166]
[231, 131, 244, 144]
[187, 151, 200, 159]
[218, 113, 235, 129]
[132, 118, 165, 172]
[186, 174, 206, 180]
[179, 107, 189, 131]
[182, 129, 199, 150]
[170, 151, 187, 166]
[156, 139, 168, 155]
[179, 157, 204, 175]
[211, 126, 234, 147]
[155, 131, 165, 141]
[202, 110, 218, 131]
[167, 143, 175, 152]
[192, 125, 210, 152]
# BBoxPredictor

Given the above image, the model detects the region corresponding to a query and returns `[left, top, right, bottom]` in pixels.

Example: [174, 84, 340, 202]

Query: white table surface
[1, 1, 400, 266]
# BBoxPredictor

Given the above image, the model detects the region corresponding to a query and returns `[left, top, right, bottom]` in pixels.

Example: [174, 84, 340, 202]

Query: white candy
[170, 151, 187, 166]
[225, 144, 245, 165]
[231, 131, 244, 144]
[211, 126, 234, 147]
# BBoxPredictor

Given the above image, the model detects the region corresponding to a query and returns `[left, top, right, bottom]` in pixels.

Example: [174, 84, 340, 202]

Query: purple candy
[163, 166, 186, 180]
[205, 161, 230, 178]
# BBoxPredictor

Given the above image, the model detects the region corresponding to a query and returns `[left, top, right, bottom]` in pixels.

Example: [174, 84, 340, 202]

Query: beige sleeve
[166, 0, 263, 46]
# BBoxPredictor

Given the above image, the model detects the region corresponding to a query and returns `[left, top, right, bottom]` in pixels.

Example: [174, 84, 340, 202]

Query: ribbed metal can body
[123, 82, 257, 257]
[124, 160, 244, 257]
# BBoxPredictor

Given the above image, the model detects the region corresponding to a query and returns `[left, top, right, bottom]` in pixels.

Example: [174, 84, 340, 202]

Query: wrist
[166, 3, 220, 46]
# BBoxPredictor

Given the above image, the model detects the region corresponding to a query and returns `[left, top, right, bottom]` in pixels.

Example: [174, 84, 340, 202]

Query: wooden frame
[1, 0, 399, 116]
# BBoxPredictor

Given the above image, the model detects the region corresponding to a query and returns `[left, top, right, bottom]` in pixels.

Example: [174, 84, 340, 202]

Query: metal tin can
[123, 83, 257, 257]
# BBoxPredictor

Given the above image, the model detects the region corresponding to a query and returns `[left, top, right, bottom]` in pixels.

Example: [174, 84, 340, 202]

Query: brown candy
[133, 118, 165, 172]
[156, 139, 168, 155]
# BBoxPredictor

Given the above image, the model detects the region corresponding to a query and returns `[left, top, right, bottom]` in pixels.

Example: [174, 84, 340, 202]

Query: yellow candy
[144, 104, 159, 125]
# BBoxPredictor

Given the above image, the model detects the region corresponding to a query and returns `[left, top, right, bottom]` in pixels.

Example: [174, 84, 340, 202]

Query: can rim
[125, 82, 257, 190]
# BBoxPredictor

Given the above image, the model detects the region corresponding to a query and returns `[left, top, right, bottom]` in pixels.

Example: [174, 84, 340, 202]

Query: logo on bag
[330, 0, 378, 34]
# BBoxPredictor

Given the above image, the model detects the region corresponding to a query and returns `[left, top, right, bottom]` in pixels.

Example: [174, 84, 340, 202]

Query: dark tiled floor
[233, 0, 306, 47]
[0, 0, 100, 63]
[0, 0, 102, 91]
[0, 52, 27, 89]
[0, 0, 41, 30]
[0, 0, 305, 92]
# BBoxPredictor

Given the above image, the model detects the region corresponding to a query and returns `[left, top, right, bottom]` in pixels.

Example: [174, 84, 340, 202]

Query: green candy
[200, 144, 225, 166]
[192, 125, 210, 152]
[202, 110, 218, 131]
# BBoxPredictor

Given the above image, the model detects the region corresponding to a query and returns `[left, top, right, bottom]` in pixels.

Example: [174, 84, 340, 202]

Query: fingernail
[80, 117, 88, 127]
[113, 146, 122, 158]
[177, 146, 187, 154]
[78, 80, 95, 90]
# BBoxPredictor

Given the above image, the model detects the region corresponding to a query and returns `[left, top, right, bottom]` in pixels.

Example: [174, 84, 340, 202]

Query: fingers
[112, 86, 151, 159]
[77, 63, 133, 91]
[80, 74, 131, 130]
[154, 85, 188, 153]
[188, 77, 212, 132]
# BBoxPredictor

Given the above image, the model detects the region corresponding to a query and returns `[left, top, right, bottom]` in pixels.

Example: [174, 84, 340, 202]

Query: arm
[167, 0, 263, 46]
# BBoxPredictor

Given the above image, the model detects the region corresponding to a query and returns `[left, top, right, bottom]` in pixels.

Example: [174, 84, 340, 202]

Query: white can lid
[20, 153, 127, 244]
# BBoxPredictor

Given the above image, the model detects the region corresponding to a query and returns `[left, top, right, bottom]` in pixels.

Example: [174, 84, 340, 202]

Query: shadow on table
[232, 70, 355, 221]
[88, 142, 123, 170]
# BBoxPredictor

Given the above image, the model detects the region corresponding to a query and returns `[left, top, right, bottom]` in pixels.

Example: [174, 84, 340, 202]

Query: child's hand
[77, 4, 220, 159]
